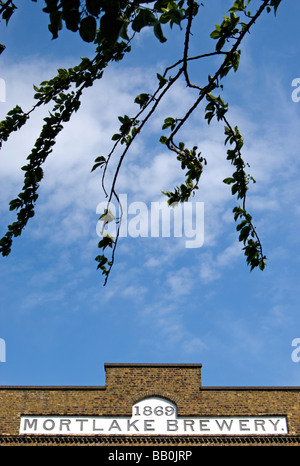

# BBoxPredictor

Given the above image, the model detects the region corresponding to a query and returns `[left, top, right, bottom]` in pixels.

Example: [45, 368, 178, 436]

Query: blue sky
[0, 0, 300, 387]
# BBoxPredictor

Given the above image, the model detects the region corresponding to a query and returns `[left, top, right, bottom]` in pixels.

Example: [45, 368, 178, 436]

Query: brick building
[0, 363, 299, 446]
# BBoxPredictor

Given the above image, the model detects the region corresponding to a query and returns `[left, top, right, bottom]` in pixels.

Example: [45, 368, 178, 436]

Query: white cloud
[182, 337, 207, 354]
[216, 242, 242, 268]
[165, 267, 194, 299]
[2, 50, 300, 290]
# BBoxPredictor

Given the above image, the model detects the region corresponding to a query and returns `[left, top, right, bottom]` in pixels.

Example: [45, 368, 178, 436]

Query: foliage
[0, 0, 283, 284]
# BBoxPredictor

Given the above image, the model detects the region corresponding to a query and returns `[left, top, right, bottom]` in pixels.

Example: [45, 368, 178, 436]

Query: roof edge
[0, 385, 299, 391]
[0, 386, 106, 390]
[201, 386, 300, 391]
[104, 363, 203, 368]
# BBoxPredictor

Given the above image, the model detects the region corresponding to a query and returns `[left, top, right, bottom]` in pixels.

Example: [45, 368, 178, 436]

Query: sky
[0, 0, 300, 388]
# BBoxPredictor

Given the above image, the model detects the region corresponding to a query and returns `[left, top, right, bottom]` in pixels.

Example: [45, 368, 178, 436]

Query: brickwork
[0, 363, 299, 446]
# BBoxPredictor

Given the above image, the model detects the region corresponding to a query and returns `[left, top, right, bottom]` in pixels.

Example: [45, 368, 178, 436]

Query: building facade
[0, 363, 299, 446]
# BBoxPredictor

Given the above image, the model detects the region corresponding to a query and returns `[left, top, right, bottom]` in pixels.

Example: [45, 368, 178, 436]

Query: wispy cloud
[1, 42, 300, 380]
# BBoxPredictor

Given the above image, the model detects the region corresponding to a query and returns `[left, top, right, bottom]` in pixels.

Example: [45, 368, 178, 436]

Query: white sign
[20, 397, 288, 435]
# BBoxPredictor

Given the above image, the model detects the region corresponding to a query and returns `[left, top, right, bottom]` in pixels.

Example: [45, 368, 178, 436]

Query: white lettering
[150, 202, 183, 238]
[0, 78, 5, 103]
[292, 338, 300, 363]
[128, 202, 148, 237]
[292, 78, 300, 103]
[184, 202, 204, 248]
[153, 451, 160, 461]
[108, 450, 142, 463]
[0, 338, 6, 363]
[153, 451, 191, 462]
[96, 196, 205, 248]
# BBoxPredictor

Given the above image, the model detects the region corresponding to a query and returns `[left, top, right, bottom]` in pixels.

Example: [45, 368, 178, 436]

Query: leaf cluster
[41, 0, 195, 45]
[0, 0, 17, 53]
[0, 0, 284, 284]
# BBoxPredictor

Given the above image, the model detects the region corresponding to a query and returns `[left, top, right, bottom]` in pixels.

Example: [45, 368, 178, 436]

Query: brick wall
[0, 363, 299, 445]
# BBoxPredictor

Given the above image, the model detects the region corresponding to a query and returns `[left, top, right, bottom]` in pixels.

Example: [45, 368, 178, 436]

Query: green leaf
[162, 117, 175, 130]
[231, 183, 239, 195]
[94, 156, 106, 164]
[134, 93, 150, 108]
[119, 22, 129, 41]
[95, 254, 109, 273]
[210, 29, 220, 39]
[48, 11, 62, 39]
[270, 0, 282, 15]
[100, 13, 123, 45]
[157, 73, 168, 88]
[91, 156, 106, 172]
[229, 0, 245, 13]
[132, 9, 157, 32]
[239, 225, 251, 243]
[79, 16, 97, 42]
[236, 219, 248, 231]
[2, 5, 16, 25]
[98, 234, 114, 250]
[86, 0, 101, 17]
[223, 177, 234, 185]
[259, 260, 266, 271]
[153, 21, 167, 42]
[9, 199, 23, 211]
